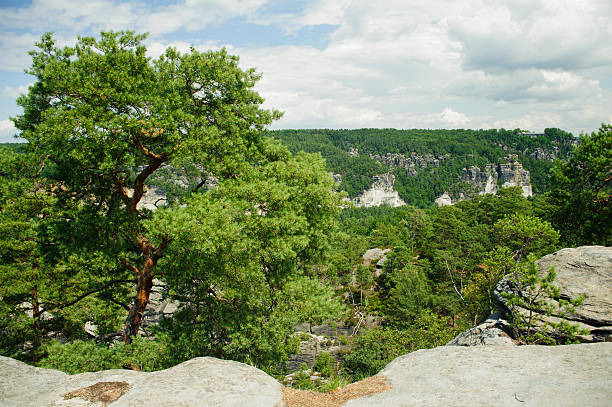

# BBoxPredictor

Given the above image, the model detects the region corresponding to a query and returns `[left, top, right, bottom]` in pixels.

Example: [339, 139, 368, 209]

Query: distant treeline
[270, 128, 576, 206]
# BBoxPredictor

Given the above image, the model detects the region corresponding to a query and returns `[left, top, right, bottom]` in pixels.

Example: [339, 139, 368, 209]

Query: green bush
[314, 352, 335, 377]
[344, 312, 457, 379]
[39, 337, 169, 374]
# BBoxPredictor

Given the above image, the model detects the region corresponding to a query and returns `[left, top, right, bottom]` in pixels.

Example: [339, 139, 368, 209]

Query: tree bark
[122, 257, 155, 343]
[121, 237, 168, 343]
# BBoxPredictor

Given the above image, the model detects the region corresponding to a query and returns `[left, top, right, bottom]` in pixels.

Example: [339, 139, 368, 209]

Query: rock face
[498, 160, 532, 197]
[345, 343, 612, 407]
[369, 152, 448, 176]
[434, 192, 454, 206]
[435, 157, 533, 206]
[136, 186, 168, 210]
[494, 246, 612, 342]
[284, 332, 348, 373]
[354, 173, 406, 208]
[530, 147, 559, 161]
[3, 344, 611, 406]
[140, 279, 181, 332]
[0, 356, 284, 407]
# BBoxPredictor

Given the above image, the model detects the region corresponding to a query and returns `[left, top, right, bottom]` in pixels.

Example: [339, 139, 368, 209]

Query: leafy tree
[493, 213, 559, 263]
[383, 264, 433, 327]
[39, 336, 168, 374]
[0, 147, 127, 360]
[13, 31, 281, 343]
[355, 264, 374, 306]
[464, 246, 515, 323]
[143, 147, 344, 369]
[548, 123, 612, 245]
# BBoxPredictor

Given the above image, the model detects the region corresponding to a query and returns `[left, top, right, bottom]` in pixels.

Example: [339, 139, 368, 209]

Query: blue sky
[1, 0, 611, 142]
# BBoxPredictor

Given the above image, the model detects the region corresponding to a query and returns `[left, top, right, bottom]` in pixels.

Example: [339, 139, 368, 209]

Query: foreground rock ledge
[2, 343, 611, 407]
[0, 356, 283, 407]
[345, 343, 612, 407]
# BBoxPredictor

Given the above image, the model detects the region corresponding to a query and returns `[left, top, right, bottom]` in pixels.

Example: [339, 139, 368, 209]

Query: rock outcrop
[345, 343, 612, 407]
[530, 147, 559, 161]
[435, 156, 532, 206]
[434, 192, 455, 206]
[354, 174, 406, 208]
[369, 152, 448, 176]
[0, 356, 284, 407]
[4, 344, 611, 406]
[362, 247, 391, 271]
[446, 311, 515, 347]
[494, 245, 612, 342]
[498, 159, 532, 197]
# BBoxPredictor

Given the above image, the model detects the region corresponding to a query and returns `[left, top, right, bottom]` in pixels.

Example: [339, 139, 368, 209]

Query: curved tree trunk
[121, 236, 167, 343]
[122, 258, 155, 343]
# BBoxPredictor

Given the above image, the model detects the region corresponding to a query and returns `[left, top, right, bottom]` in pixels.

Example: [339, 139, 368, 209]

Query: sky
[1, 0, 611, 142]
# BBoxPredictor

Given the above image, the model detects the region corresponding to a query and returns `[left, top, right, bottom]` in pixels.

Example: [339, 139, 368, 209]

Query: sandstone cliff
[368, 152, 448, 177]
[354, 173, 406, 208]
[435, 156, 532, 206]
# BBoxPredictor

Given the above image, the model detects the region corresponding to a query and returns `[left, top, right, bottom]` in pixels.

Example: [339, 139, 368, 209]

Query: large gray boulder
[0, 356, 283, 407]
[494, 246, 612, 342]
[346, 343, 612, 407]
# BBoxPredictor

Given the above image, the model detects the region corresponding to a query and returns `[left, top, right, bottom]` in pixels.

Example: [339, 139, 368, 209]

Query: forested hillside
[271, 128, 576, 206]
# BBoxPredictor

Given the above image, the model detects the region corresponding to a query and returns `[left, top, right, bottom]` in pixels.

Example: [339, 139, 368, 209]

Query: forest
[1, 31, 611, 391]
[271, 127, 576, 206]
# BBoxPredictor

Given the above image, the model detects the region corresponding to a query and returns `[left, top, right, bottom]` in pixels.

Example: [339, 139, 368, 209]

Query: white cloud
[492, 112, 563, 132]
[0, 0, 138, 33]
[447, 0, 612, 72]
[0, 0, 610, 134]
[0, 119, 19, 143]
[448, 69, 602, 103]
[0, 32, 40, 72]
[141, 0, 270, 36]
[0, 0, 272, 37]
[1, 84, 32, 98]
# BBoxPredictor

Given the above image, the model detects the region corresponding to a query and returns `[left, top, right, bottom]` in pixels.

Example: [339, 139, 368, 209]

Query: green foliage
[314, 352, 335, 378]
[0, 147, 127, 360]
[293, 363, 316, 390]
[39, 337, 168, 374]
[343, 327, 410, 379]
[317, 375, 351, 392]
[12, 30, 283, 343]
[344, 311, 457, 379]
[493, 213, 559, 261]
[140, 147, 344, 370]
[464, 247, 514, 322]
[502, 255, 588, 344]
[547, 123, 612, 246]
[384, 264, 434, 327]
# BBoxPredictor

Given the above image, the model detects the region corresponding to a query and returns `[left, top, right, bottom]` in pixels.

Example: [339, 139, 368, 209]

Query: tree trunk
[122, 257, 155, 343]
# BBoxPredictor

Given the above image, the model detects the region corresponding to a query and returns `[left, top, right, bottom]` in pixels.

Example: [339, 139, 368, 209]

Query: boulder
[0, 356, 284, 407]
[494, 246, 612, 342]
[362, 248, 386, 264]
[345, 343, 612, 407]
[447, 311, 515, 346]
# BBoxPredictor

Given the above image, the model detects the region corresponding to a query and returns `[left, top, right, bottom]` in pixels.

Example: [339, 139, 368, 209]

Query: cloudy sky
[1, 0, 611, 142]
